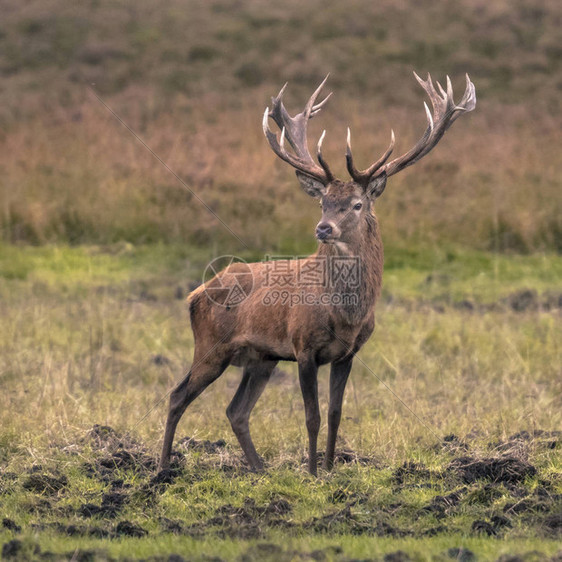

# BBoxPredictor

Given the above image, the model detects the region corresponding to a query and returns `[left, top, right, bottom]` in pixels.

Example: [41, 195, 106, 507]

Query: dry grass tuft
[0, 0, 560, 252]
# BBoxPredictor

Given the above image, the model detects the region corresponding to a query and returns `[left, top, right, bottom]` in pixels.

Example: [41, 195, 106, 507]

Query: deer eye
[354, 202, 363, 211]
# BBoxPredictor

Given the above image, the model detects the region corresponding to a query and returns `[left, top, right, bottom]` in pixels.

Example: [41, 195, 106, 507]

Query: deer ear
[366, 172, 387, 199]
[296, 171, 326, 198]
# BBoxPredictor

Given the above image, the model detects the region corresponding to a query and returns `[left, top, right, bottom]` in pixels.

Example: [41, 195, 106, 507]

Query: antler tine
[263, 77, 334, 183]
[346, 128, 396, 182]
[317, 130, 334, 182]
[268, 76, 332, 155]
[414, 72, 445, 119]
[377, 73, 476, 178]
[457, 73, 477, 116]
[446, 75, 453, 99]
[273, 82, 288, 103]
[303, 74, 330, 118]
[346, 73, 475, 186]
[346, 128, 360, 179]
[310, 92, 332, 118]
[262, 108, 311, 176]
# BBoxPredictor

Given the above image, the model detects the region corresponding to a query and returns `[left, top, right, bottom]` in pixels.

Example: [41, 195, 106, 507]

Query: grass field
[0, 244, 560, 560]
[1, 0, 561, 559]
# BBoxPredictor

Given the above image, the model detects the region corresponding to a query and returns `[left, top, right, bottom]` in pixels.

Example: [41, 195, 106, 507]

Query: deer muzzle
[316, 221, 340, 242]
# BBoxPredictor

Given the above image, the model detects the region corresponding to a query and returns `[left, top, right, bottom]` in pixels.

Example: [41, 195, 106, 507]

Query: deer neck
[315, 212, 383, 324]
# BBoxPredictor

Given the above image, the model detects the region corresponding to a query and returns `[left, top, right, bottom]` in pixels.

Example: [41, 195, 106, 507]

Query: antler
[346, 73, 476, 185]
[263, 76, 335, 183]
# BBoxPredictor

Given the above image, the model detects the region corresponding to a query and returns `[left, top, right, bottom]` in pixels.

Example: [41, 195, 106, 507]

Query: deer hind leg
[226, 360, 277, 471]
[324, 356, 353, 471]
[158, 348, 231, 471]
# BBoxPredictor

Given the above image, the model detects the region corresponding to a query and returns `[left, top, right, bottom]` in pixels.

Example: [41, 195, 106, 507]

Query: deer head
[263, 73, 476, 246]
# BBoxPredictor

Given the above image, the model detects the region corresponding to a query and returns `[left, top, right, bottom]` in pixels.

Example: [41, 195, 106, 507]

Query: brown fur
[188, 200, 381, 365]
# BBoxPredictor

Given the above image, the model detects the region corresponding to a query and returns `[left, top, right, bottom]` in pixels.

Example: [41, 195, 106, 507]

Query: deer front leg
[324, 356, 353, 471]
[297, 356, 320, 476]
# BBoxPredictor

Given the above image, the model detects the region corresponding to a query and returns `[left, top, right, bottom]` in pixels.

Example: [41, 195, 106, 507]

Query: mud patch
[542, 513, 562, 536]
[0, 471, 18, 495]
[491, 430, 561, 455]
[159, 517, 185, 534]
[151, 353, 170, 366]
[114, 520, 147, 538]
[392, 461, 431, 483]
[438, 434, 470, 453]
[304, 505, 355, 533]
[507, 289, 538, 312]
[329, 488, 369, 505]
[503, 498, 549, 515]
[384, 552, 412, 562]
[82, 425, 158, 481]
[79, 491, 127, 519]
[95, 448, 156, 475]
[176, 497, 294, 540]
[510, 429, 561, 442]
[423, 488, 468, 517]
[304, 505, 409, 537]
[317, 449, 377, 466]
[85, 424, 149, 460]
[60, 548, 111, 562]
[6, 424, 560, 557]
[1, 540, 42, 560]
[466, 484, 505, 506]
[261, 498, 292, 516]
[2, 539, 22, 559]
[508, 290, 562, 312]
[449, 456, 536, 484]
[542, 291, 562, 311]
[22, 473, 68, 495]
[32, 522, 110, 539]
[471, 517, 511, 537]
[446, 547, 475, 561]
[146, 467, 182, 490]
[24, 497, 50, 514]
[133, 465, 186, 505]
[500, 481, 562, 538]
[63, 524, 110, 539]
[490, 515, 512, 531]
[87, 424, 121, 447]
[205, 509, 263, 540]
[392, 461, 441, 487]
[2, 518, 21, 533]
[177, 436, 228, 454]
[24, 497, 72, 517]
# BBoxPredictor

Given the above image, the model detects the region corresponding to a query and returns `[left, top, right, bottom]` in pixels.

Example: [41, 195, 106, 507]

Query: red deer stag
[159, 73, 476, 475]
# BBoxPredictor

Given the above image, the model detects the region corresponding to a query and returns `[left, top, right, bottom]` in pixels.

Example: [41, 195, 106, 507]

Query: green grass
[0, 244, 560, 560]
[2, 242, 560, 303]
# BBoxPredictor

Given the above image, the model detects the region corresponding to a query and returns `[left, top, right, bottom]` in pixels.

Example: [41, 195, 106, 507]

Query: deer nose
[316, 222, 333, 240]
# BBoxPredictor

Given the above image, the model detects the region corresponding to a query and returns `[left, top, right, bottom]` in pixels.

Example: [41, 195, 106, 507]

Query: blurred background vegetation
[0, 0, 560, 255]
